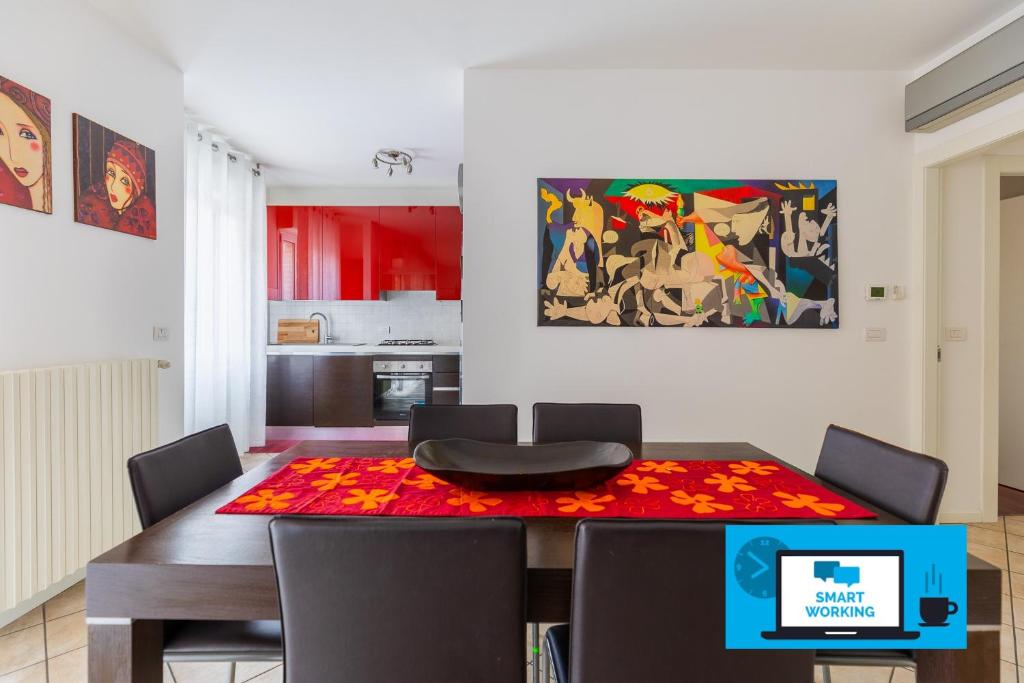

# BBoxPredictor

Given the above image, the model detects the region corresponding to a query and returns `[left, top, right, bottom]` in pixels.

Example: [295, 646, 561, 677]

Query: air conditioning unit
[906, 16, 1024, 132]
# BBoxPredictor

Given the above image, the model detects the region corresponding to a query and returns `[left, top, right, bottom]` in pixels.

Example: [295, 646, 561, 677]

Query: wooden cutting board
[277, 319, 320, 344]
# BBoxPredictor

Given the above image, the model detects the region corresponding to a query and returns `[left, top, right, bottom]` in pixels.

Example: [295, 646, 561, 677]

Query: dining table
[86, 440, 1002, 682]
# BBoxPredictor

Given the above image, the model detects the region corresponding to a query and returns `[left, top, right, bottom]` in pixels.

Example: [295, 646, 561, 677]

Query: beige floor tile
[971, 525, 1008, 550]
[45, 610, 86, 658]
[48, 645, 87, 683]
[0, 625, 45, 677]
[167, 661, 235, 683]
[240, 454, 274, 473]
[1006, 517, 1024, 538]
[1005, 593, 1014, 625]
[45, 582, 85, 621]
[235, 661, 281, 681]
[1012, 550, 1024, 575]
[970, 542, 1010, 570]
[0, 662, 46, 683]
[974, 519, 1006, 532]
[245, 665, 283, 683]
[1004, 623, 1018, 663]
[1009, 571, 1024, 596]
[1009, 534, 1024, 556]
[0, 609, 42, 638]
[1006, 571, 1013, 596]
[1002, 659, 1019, 683]
[890, 667, 916, 683]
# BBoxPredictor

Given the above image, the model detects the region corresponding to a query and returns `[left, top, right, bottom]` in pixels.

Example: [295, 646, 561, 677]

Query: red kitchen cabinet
[322, 207, 381, 300]
[267, 206, 283, 300]
[267, 206, 321, 300]
[434, 206, 462, 300]
[379, 206, 436, 291]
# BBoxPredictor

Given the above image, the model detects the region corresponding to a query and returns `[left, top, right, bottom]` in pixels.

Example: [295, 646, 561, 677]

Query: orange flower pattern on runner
[367, 458, 415, 474]
[402, 473, 447, 490]
[311, 471, 360, 491]
[217, 457, 875, 520]
[704, 473, 756, 493]
[636, 461, 688, 474]
[447, 488, 502, 513]
[290, 457, 340, 475]
[616, 473, 668, 494]
[669, 490, 734, 514]
[772, 492, 845, 517]
[234, 489, 296, 512]
[342, 488, 399, 511]
[728, 460, 779, 476]
[556, 491, 616, 513]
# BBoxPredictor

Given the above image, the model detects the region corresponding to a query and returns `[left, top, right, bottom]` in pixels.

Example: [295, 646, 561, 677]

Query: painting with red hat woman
[73, 114, 156, 239]
[0, 75, 52, 214]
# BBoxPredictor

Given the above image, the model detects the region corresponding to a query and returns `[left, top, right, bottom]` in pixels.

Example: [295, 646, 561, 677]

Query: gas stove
[378, 339, 437, 347]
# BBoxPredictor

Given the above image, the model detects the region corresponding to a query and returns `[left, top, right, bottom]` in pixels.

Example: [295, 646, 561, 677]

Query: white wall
[1000, 194, 1024, 489]
[463, 68, 914, 474]
[0, 0, 184, 443]
[267, 186, 458, 206]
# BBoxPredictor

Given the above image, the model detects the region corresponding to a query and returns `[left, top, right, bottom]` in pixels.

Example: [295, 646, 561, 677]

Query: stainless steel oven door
[373, 372, 432, 421]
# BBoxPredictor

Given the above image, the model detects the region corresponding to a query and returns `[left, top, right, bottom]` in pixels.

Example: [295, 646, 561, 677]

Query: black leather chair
[269, 517, 526, 683]
[813, 424, 949, 683]
[408, 403, 518, 450]
[545, 520, 813, 683]
[127, 425, 282, 675]
[532, 403, 642, 455]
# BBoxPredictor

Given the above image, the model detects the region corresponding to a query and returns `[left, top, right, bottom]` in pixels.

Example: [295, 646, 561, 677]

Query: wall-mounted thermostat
[865, 285, 887, 301]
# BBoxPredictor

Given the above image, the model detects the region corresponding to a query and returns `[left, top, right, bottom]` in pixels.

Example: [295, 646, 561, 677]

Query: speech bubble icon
[833, 566, 861, 587]
[813, 561, 840, 581]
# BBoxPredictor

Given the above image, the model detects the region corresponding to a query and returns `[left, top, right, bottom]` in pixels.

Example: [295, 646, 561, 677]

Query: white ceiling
[89, 0, 1022, 188]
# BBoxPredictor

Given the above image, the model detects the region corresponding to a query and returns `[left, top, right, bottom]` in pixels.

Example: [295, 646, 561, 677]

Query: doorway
[999, 172, 1024, 504]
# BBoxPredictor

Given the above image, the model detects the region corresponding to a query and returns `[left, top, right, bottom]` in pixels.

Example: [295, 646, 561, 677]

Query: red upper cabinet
[434, 206, 462, 300]
[322, 207, 380, 301]
[379, 206, 436, 292]
[267, 206, 321, 301]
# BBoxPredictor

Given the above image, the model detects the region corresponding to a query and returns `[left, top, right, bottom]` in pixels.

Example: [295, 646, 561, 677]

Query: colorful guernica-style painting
[538, 178, 838, 328]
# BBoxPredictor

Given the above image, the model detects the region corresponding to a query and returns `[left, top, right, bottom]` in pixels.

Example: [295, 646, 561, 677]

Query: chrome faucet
[309, 312, 332, 344]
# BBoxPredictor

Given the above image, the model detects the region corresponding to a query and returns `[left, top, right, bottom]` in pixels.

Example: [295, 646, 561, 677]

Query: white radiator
[0, 359, 158, 612]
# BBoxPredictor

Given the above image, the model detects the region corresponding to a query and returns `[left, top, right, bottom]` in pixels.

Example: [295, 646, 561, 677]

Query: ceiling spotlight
[373, 149, 413, 178]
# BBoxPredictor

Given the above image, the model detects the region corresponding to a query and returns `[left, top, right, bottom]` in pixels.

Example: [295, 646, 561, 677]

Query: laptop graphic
[761, 550, 920, 640]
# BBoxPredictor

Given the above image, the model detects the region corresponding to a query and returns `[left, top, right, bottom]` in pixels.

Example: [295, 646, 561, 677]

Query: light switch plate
[945, 326, 967, 342]
[153, 326, 169, 342]
[864, 327, 887, 342]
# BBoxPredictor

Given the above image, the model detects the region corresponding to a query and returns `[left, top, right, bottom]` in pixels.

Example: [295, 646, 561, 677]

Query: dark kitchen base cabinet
[314, 355, 375, 427]
[266, 355, 314, 426]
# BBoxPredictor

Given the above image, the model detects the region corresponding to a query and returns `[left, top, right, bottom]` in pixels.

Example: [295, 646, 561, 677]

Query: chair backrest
[532, 403, 642, 453]
[269, 517, 525, 683]
[568, 520, 812, 683]
[814, 424, 948, 524]
[408, 404, 518, 451]
[127, 424, 242, 528]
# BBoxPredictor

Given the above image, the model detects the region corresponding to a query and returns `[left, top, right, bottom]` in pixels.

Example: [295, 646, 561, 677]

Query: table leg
[531, 622, 541, 683]
[88, 619, 164, 683]
[916, 630, 1000, 683]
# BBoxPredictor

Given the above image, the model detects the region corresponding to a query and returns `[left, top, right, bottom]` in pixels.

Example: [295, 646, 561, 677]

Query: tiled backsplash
[268, 292, 462, 345]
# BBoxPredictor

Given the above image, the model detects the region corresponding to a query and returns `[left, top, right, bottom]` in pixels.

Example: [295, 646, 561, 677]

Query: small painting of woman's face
[0, 92, 45, 190]
[105, 160, 136, 211]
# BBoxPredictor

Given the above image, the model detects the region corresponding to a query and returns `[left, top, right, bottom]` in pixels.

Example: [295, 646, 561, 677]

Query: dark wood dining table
[87, 440, 1001, 682]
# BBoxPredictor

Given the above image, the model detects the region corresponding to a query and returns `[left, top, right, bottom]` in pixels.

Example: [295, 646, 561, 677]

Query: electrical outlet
[944, 327, 967, 342]
[864, 327, 887, 342]
[153, 326, 169, 342]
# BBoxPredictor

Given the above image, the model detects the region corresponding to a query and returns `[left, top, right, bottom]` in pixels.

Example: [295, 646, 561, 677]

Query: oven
[373, 359, 433, 421]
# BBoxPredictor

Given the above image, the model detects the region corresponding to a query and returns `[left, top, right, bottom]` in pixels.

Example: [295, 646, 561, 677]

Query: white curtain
[184, 121, 267, 451]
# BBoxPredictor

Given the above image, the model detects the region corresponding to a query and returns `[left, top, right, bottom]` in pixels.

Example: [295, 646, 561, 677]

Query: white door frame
[913, 107, 1024, 522]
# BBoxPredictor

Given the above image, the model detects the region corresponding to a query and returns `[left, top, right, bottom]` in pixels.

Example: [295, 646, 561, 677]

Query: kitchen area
[265, 205, 462, 437]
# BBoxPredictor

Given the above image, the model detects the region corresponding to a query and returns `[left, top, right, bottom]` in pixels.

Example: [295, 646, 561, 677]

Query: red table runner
[217, 457, 876, 520]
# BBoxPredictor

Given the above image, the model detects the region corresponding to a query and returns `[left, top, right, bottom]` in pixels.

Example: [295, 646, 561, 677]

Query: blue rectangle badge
[725, 525, 966, 649]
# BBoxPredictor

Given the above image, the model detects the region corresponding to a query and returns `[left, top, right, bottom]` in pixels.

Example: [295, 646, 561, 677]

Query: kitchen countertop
[267, 344, 462, 355]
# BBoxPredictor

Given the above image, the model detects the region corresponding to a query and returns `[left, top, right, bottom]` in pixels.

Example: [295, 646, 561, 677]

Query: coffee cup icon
[919, 596, 958, 627]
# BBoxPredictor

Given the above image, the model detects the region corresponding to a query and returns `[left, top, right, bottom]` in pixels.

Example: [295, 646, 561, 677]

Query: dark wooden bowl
[413, 438, 633, 491]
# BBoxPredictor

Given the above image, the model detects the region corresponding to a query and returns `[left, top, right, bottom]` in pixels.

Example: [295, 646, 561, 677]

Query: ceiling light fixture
[373, 149, 413, 177]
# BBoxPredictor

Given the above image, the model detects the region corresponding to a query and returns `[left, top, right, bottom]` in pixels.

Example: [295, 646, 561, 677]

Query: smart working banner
[725, 525, 966, 649]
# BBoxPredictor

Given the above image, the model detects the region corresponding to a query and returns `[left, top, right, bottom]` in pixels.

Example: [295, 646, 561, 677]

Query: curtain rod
[196, 132, 261, 176]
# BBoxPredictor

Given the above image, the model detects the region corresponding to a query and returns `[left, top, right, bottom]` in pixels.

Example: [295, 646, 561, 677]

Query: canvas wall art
[0, 75, 52, 214]
[538, 178, 838, 328]
[73, 114, 156, 239]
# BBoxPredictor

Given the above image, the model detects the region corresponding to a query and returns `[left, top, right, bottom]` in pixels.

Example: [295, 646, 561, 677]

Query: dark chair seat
[163, 620, 282, 661]
[545, 624, 570, 683]
[815, 649, 915, 667]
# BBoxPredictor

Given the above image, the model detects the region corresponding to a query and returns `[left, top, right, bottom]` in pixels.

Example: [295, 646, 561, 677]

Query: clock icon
[734, 536, 788, 599]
